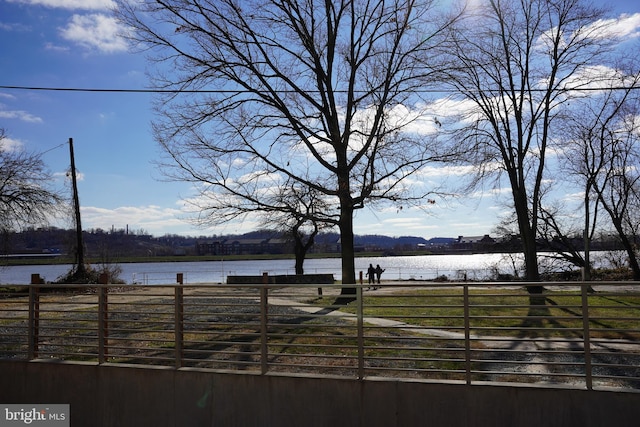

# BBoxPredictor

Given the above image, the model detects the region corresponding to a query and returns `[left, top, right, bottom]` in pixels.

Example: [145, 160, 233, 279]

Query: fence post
[581, 283, 593, 390]
[175, 285, 184, 368]
[463, 284, 471, 385]
[98, 286, 108, 363]
[357, 285, 364, 380]
[176, 273, 183, 285]
[260, 273, 269, 375]
[28, 284, 40, 359]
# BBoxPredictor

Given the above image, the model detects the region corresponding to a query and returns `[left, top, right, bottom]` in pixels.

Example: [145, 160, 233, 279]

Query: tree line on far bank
[2, 226, 633, 262]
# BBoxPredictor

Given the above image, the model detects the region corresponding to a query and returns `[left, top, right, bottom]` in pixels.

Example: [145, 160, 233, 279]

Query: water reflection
[0, 252, 614, 285]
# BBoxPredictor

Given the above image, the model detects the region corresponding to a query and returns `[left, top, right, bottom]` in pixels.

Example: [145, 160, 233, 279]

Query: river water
[0, 252, 614, 285]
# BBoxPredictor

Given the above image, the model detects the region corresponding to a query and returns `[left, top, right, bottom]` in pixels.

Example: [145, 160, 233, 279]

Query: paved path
[268, 284, 640, 353]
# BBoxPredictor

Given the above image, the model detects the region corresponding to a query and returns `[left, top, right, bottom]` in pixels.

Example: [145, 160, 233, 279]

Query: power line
[1, 84, 639, 95]
[40, 141, 67, 155]
[0, 85, 185, 94]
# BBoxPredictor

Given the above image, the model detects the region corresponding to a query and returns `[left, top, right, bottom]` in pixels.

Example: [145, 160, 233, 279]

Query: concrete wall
[2, 360, 639, 427]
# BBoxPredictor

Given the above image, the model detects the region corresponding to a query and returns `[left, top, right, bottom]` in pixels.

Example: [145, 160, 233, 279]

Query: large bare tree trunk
[338, 169, 356, 296]
[514, 187, 542, 293]
[292, 221, 318, 275]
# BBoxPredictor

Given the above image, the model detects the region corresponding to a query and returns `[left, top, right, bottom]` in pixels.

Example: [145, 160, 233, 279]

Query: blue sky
[1, 0, 639, 238]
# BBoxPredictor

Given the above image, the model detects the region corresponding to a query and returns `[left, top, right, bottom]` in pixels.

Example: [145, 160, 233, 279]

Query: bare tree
[117, 0, 457, 291]
[261, 183, 331, 275]
[191, 176, 331, 274]
[597, 139, 640, 280]
[564, 68, 640, 279]
[537, 202, 588, 271]
[563, 65, 640, 280]
[440, 0, 613, 290]
[185, 172, 333, 275]
[0, 128, 61, 233]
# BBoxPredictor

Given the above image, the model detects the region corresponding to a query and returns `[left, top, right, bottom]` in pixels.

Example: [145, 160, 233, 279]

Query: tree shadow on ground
[169, 301, 352, 369]
[472, 293, 640, 388]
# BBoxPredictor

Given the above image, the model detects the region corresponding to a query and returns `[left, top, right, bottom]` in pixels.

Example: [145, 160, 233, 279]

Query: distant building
[195, 239, 227, 255]
[457, 235, 495, 244]
[454, 235, 496, 251]
[195, 238, 290, 256]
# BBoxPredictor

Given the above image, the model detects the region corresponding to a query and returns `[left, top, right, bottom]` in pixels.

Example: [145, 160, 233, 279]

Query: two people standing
[366, 263, 385, 290]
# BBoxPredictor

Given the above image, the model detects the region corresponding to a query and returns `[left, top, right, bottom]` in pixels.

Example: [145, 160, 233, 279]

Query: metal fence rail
[1, 281, 639, 391]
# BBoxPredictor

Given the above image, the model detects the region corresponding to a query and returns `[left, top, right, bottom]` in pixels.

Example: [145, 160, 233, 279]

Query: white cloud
[418, 164, 477, 178]
[44, 41, 71, 52]
[563, 191, 585, 204]
[0, 21, 31, 32]
[60, 14, 128, 53]
[581, 13, 640, 42]
[0, 109, 43, 123]
[354, 213, 437, 235]
[0, 136, 24, 152]
[467, 186, 511, 200]
[6, 0, 114, 10]
[428, 97, 476, 119]
[81, 205, 187, 234]
[384, 104, 439, 136]
[78, 203, 258, 236]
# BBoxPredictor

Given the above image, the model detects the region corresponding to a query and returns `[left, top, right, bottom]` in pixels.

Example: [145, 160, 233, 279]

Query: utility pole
[69, 138, 86, 276]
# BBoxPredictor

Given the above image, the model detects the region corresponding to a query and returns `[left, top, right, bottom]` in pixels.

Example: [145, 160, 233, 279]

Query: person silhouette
[374, 264, 385, 289]
[366, 264, 376, 289]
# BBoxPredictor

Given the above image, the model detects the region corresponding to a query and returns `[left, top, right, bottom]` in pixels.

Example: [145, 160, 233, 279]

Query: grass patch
[307, 288, 640, 340]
